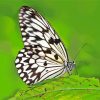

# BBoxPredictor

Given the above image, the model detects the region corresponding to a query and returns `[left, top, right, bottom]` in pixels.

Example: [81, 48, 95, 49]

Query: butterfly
[15, 6, 75, 85]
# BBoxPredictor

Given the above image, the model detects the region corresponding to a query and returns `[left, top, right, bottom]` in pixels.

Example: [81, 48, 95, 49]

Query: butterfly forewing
[19, 6, 68, 61]
[15, 6, 69, 85]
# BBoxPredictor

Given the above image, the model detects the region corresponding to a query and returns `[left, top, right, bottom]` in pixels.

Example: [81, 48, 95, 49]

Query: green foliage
[9, 75, 100, 100]
[0, 0, 100, 99]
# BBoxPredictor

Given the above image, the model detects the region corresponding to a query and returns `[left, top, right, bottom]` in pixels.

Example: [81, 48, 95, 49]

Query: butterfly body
[15, 6, 75, 85]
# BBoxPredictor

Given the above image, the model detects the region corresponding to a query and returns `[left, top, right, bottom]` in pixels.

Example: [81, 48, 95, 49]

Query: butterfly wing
[19, 6, 68, 61]
[15, 45, 66, 85]
[15, 6, 69, 85]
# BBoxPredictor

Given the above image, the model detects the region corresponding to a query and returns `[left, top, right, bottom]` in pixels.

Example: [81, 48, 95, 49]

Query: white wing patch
[15, 6, 69, 85]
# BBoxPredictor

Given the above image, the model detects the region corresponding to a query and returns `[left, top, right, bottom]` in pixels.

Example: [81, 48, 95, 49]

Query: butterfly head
[64, 61, 75, 74]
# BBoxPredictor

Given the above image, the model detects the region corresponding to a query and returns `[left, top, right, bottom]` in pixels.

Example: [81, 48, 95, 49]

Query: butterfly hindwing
[15, 45, 66, 85]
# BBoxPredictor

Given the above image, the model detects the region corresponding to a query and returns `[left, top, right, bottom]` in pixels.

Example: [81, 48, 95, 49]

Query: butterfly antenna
[74, 43, 87, 61]
[73, 43, 87, 75]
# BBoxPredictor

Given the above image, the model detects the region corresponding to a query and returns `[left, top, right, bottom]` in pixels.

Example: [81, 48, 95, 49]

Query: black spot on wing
[33, 44, 41, 48]
[16, 53, 22, 61]
[21, 6, 30, 11]
[29, 68, 38, 77]
[44, 61, 47, 66]
[49, 38, 61, 45]
[37, 72, 41, 81]
[54, 54, 58, 60]
[44, 48, 51, 54]
[49, 37, 55, 44]
[29, 71, 41, 82]
[35, 35, 42, 40]
[23, 72, 29, 79]
[43, 28, 49, 33]
[34, 45, 38, 48]
[29, 13, 36, 19]
[25, 64, 32, 71]
[55, 39, 61, 44]
[35, 49, 40, 53]
[33, 27, 40, 32]
[24, 58, 30, 63]
[22, 34, 29, 38]
[27, 52, 34, 57]
[21, 24, 27, 31]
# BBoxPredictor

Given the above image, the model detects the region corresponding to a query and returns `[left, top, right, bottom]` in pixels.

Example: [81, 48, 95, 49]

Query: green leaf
[9, 75, 100, 100]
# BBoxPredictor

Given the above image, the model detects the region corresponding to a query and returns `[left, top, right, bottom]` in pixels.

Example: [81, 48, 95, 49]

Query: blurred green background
[0, 0, 100, 99]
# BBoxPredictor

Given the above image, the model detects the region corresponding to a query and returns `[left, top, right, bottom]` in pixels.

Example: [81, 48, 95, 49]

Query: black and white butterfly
[15, 6, 75, 85]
